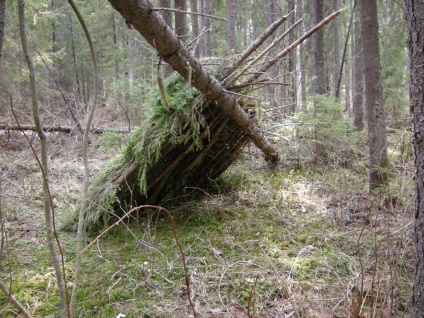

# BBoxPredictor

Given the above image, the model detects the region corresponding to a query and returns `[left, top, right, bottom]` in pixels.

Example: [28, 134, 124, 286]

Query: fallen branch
[219, 11, 294, 82]
[225, 18, 302, 88]
[0, 281, 33, 318]
[241, 8, 345, 88]
[231, 79, 290, 89]
[152, 7, 227, 22]
[0, 124, 131, 134]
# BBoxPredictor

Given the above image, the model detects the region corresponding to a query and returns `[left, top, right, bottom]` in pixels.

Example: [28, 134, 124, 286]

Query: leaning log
[108, 0, 279, 163]
[0, 124, 130, 134]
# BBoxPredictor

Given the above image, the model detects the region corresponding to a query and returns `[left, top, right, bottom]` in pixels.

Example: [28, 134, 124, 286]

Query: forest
[0, 0, 423, 317]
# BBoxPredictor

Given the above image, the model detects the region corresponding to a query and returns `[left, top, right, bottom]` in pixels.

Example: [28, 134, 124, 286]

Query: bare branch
[152, 7, 227, 21]
[240, 8, 345, 88]
[225, 17, 303, 87]
[0, 281, 33, 318]
[220, 10, 294, 81]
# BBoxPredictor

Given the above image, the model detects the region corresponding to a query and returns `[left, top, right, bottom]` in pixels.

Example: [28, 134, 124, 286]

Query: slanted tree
[406, 0, 424, 316]
[107, 0, 280, 161]
[159, 0, 173, 75]
[359, 0, 388, 192]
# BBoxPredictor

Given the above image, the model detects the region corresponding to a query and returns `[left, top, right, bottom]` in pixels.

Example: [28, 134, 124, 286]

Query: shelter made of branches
[64, 72, 251, 231]
[63, 2, 342, 231]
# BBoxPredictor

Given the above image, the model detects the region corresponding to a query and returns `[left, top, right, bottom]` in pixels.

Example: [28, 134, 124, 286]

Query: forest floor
[0, 127, 415, 318]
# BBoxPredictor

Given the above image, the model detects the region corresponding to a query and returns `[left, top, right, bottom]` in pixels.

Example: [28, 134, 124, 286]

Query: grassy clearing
[0, 129, 415, 317]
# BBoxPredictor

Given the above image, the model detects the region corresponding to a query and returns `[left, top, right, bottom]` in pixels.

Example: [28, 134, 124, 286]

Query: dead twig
[239, 8, 345, 88]
[0, 124, 130, 134]
[152, 7, 227, 21]
[0, 281, 33, 318]
[220, 11, 294, 81]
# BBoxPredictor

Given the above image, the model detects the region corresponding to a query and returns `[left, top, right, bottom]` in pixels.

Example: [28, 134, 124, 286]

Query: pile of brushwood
[64, 1, 342, 231]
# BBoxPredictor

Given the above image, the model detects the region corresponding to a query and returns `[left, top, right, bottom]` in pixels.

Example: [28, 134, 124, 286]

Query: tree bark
[359, 0, 388, 192]
[0, 0, 6, 66]
[107, 0, 279, 162]
[310, 0, 325, 94]
[226, 0, 237, 52]
[333, 0, 340, 96]
[158, 0, 173, 75]
[406, 0, 424, 316]
[158, 0, 172, 27]
[353, 10, 364, 131]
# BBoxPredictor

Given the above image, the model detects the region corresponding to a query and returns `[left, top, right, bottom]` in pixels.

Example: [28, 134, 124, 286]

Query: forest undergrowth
[0, 126, 415, 317]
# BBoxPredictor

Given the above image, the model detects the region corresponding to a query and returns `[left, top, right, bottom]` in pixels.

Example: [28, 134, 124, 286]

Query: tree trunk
[107, 0, 279, 162]
[112, 13, 119, 77]
[226, 0, 237, 52]
[51, 0, 57, 53]
[201, 0, 211, 57]
[297, 0, 306, 108]
[406, 0, 424, 316]
[175, 0, 188, 44]
[190, 0, 200, 58]
[353, 10, 364, 131]
[333, 0, 340, 96]
[0, 0, 6, 65]
[265, 0, 278, 113]
[359, 0, 388, 192]
[287, 0, 296, 114]
[310, 0, 325, 94]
